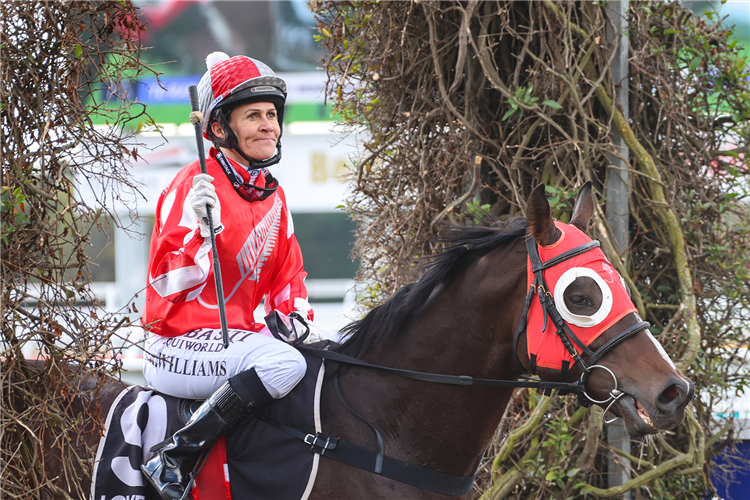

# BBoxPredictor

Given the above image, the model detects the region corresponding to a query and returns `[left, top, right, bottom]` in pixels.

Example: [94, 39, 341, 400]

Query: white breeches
[142, 329, 306, 400]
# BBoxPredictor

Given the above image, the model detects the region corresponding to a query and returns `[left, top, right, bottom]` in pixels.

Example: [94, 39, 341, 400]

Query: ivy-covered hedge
[311, 1, 750, 497]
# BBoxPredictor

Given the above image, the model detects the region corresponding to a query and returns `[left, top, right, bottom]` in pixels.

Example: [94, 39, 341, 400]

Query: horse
[48, 181, 694, 499]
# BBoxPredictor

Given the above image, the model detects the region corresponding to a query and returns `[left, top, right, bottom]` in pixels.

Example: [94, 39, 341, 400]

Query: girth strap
[256, 415, 476, 497]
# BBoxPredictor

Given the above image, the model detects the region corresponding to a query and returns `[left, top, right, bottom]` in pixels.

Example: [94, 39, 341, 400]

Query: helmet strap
[214, 150, 279, 202]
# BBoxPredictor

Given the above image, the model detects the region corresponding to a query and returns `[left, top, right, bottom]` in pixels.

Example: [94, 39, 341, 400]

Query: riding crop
[188, 85, 230, 349]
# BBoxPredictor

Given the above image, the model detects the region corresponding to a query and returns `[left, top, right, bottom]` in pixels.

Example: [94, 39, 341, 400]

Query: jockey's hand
[189, 173, 224, 237]
[301, 319, 331, 345]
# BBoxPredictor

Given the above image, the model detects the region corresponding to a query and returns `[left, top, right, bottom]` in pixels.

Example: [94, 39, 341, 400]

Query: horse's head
[521, 182, 695, 439]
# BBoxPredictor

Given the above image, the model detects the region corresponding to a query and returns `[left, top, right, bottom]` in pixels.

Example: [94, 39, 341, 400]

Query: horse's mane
[334, 217, 528, 358]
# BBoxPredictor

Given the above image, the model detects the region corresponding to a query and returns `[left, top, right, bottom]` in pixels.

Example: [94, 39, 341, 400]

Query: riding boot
[141, 368, 274, 500]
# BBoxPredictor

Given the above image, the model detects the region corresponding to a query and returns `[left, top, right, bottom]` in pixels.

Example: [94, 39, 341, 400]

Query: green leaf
[74, 44, 83, 58]
[567, 468, 581, 478]
[689, 56, 702, 71]
[545, 471, 557, 481]
[664, 29, 681, 35]
[502, 108, 516, 121]
[543, 99, 563, 110]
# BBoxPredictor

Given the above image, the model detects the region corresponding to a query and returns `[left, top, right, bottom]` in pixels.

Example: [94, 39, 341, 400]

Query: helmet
[197, 52, 287, 168]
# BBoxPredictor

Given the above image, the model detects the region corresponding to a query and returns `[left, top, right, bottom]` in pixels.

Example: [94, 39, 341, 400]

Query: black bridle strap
[525, 238, 595, 368]
[297, 346, 582, 394]
[512, 284, 537, 373]
[586, 321, 650, 366]
[531, 240, 600, 272]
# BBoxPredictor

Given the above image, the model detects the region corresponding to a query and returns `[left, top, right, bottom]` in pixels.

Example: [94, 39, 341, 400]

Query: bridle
[273, 233, 650, 410]
[512, 235, 650, 410]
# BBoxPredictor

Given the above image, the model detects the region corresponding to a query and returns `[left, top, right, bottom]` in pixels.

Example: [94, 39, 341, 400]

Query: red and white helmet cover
[197, 52, 287, 139]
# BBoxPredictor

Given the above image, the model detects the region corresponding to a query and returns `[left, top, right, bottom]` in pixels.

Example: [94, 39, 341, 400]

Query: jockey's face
[211, 101, 280, 166]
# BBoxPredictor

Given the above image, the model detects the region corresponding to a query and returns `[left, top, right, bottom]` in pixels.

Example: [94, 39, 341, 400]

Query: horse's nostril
[663, 384, 679, 400]
[656, 383, 683, 408]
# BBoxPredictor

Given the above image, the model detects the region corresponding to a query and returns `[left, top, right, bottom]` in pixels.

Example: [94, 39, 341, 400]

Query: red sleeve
[148, 173, 214, 304]
[263, 192, 314, 321]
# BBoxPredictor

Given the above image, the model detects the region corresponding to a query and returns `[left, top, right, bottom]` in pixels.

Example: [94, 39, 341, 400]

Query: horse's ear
[526, 184, 560, 246]
[569, 180, 594, 233]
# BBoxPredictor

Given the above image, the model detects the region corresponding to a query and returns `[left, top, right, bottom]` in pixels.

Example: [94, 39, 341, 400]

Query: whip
[188, 85, 230, 349]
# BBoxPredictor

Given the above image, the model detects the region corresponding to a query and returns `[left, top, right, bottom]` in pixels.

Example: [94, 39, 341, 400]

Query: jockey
[140, 52, 314, 498]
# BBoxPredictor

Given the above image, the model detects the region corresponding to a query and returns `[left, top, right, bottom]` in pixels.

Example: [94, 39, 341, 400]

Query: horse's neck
[327, 246, 527, 476]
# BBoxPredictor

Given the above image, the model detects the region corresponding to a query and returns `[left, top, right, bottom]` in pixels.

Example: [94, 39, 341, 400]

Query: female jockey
[140, 52, 314, 498]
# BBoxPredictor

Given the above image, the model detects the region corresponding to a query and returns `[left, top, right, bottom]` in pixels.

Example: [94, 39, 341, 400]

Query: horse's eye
[569, 295, 592, 307]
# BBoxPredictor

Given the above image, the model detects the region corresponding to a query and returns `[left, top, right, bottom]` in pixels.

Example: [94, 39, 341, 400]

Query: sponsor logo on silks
[98, 496, 146, 500]
[211, 95, 224, 109]
[233, 182, 241, 188]
[250, 86, 277, 93]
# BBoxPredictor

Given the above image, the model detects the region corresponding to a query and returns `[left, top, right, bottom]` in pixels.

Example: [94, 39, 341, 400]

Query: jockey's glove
[189, 173, 224, 237]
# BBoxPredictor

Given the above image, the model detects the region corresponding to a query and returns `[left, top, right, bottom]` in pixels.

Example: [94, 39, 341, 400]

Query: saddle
[92, 351, 326, 500]
[93, 341, 477, 499]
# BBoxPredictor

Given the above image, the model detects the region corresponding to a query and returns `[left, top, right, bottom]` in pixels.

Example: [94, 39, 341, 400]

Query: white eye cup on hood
[553, 267, 614, 327]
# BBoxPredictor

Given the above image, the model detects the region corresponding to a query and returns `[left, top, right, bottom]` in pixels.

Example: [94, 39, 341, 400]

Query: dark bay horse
[52, 182, 693, 498]
[305, 182, 694, 498]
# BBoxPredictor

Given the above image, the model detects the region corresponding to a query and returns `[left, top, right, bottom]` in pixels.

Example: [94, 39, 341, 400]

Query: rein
[274, 234, 649, 407]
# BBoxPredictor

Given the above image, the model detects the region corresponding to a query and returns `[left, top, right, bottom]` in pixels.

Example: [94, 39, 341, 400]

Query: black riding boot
[141, 368, 274, 500]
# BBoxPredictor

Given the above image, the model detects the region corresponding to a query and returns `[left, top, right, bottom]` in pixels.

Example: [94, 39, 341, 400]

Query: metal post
[606, 1, 632, 497]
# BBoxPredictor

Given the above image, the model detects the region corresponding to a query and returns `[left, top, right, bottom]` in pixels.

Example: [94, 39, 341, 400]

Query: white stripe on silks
[159, 189, 177, 232]
[286, 204, 295, 238]
[274, 284, 291, 308]
[185, 282, 208, 302]
[149, 239, 212, 298]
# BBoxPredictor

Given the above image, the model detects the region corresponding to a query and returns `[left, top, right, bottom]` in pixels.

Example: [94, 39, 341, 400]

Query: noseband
[512, 236, 650, 408]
